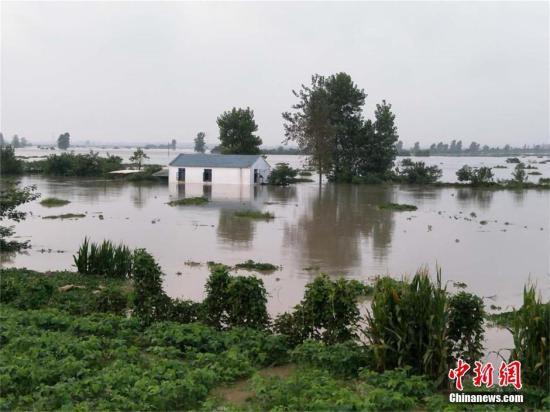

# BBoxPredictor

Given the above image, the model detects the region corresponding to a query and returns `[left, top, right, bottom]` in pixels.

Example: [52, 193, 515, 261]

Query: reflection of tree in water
[401, 186, 442, 203]
[284, 184, 395, 269]
[130, 182, 159, 208]
[455, 188, 494, 210]
[42, 177, 126, 202]
[265, 186, 298, 203]
[216, 208, 255, 246]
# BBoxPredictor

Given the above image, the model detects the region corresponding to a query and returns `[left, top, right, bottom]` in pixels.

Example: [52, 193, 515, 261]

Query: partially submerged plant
[235, 260, 278, 272]
[233, 210, 275, 220]
[39, 197, 70, 207]
[167, 197, 208, 206]
[378, 202, 417, 211]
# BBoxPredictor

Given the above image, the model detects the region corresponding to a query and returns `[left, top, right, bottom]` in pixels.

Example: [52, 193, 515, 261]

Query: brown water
[2, 156, 549, 356]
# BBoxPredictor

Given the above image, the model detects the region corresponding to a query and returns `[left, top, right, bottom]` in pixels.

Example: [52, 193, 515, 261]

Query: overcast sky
[1, 1, 548, 147]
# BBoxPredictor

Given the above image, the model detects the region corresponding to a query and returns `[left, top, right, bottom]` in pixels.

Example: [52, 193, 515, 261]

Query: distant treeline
[398, 140, 550, 156]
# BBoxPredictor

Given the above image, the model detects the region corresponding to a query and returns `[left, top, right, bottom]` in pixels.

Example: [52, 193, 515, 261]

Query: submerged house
[168, 154, 271, 185]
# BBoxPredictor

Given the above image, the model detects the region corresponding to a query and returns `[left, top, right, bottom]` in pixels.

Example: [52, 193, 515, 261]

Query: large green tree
[194, 132, 206, 153]
[284, 73, 398, 182]
[57, 132, 70, 150]
[356, 100, 399, 177]
[322, 73, 366, 180]
[283, 76, 335, 184]
[217, 108, 262, 154]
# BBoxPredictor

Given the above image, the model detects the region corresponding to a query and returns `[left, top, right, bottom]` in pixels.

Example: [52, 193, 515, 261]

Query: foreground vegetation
[1, 242, 547, 410]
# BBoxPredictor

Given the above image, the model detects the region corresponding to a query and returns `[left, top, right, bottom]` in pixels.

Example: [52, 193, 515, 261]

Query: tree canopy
[194, 132, 206, 153]
[283, 72, 398, 182]
[217, 108, 262, 154]
[129, 148, 149, 170]
[57, 133, 70, 150]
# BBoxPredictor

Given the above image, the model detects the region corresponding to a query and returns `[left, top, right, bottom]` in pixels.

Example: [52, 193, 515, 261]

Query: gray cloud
[1, 1, 548, 147]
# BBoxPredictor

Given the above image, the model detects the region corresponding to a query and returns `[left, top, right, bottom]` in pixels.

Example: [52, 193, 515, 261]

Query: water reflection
[168, 183, 256, 202]
[285, 184, 396, 270]
[456, 188, 495, 209]
[217, 208, 255, 246]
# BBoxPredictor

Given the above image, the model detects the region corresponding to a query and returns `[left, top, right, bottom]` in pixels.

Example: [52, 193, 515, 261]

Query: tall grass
[73, 237, 133, 278]
[510, 284, 549, 389]
[364, 268, 449, 386]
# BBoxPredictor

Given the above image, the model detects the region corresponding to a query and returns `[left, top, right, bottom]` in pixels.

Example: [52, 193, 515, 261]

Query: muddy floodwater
[2, 154, 550, 356]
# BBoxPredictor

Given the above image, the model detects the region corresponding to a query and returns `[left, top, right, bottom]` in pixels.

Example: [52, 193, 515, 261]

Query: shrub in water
[268, 162, 298, 185]
[456, 165, 494, 185]
[396, 161, 442, 184]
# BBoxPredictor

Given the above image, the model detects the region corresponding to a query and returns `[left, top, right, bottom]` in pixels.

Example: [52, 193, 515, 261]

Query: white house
[168, 154, 271, 185]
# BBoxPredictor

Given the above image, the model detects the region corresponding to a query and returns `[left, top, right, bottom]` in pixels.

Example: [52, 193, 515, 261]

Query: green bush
[0, 145, 23, 174]
[447, 292, 485, 364]
[274, 274, 364, 345]
[291, 340, 370, 377]
[131, 249, 171, 325]
[203, 266, 269, 330]
[94, 286, 128, 315]
[456, 165, 494, 185]
[511, 163, 527, 184]
[267, 162, 298, 185]
[33, 151, 123, 176]
[396, 161, 442, 184]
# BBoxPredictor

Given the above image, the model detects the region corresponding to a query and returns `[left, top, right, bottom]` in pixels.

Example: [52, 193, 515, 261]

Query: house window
[177, 168, 186, 182]
[203, 168, 212, 182]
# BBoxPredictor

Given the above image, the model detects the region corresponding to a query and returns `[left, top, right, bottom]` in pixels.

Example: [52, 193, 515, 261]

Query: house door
[177, 168, 186, 182]
[254, 169, 258, 183]
[203, 168, 212, 182]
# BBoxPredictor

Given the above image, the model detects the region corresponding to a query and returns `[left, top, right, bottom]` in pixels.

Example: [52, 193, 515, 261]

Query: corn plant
[73, 238, 133, 278]
[363, 268, 449, 386]
[510, 284, 549, 389]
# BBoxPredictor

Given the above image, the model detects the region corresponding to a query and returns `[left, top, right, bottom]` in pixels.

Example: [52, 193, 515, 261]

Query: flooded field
[3, 154, 550, 358]
[3, 160, 549, 311]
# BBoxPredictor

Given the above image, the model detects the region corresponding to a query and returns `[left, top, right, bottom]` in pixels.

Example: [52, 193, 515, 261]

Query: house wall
[168, 166, 251, 185]
[250, 157, 271, 184]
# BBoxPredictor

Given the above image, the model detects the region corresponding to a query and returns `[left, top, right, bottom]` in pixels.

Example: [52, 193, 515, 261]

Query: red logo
[449, 360, 522, 391]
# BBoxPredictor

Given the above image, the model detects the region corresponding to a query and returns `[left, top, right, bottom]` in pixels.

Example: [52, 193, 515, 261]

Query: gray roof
[169, 154, 264, 168]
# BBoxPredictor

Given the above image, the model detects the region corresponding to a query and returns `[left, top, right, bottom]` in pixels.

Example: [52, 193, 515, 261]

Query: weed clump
[235, 260, 278, 272]
[378, 203, 417, 211]
[234, 210, 275, 220]
[167, 197, 208, 206]
[43, 213, 85, 220]
[40, 197, 70, 207]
